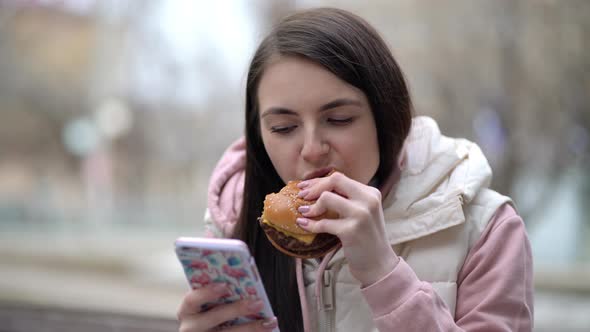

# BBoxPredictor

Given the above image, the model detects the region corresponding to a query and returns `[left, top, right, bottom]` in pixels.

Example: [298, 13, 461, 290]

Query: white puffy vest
[301, 117, 512, 331]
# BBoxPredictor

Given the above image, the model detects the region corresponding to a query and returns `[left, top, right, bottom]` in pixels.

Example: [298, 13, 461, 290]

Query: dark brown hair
[233, 7, 412, 331]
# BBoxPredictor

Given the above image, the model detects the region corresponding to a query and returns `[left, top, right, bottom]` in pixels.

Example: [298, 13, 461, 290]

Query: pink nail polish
[296, 218, 309, 226]
[297, 181, 309, 189]
[212, 283, 227, 294]
[262, 317, 278, 329]
[298, 189, 309, 198]
[247, 300, 263, 311]
[298, 205, 310, 214]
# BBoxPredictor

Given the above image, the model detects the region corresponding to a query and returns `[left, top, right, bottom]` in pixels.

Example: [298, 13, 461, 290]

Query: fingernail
[296, 218, 308, 226]
[298, 189, 309, 198]
[298, 205, 310, 214]
[247, 299, 263, 311]
[212, 283, 227, 293]
[262, 317, 278, 329]
[297, 181, 309, 189]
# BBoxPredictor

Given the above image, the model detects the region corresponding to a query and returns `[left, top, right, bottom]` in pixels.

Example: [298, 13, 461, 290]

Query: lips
[303, 167, 334, 180]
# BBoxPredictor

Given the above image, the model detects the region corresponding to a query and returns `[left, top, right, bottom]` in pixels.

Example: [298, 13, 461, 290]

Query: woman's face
[257, 56, 380, 184]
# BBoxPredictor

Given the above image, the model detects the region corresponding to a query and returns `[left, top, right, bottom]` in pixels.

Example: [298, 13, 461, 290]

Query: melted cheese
[261, 218, 316, 244]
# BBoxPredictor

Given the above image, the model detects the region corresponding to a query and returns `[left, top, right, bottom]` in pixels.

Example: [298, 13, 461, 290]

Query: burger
[259, 180, 340, 258]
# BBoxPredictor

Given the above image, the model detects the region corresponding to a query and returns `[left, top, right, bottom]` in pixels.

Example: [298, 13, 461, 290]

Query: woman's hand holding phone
[177, 283, 278, 331]
[174, 237, 278, 331]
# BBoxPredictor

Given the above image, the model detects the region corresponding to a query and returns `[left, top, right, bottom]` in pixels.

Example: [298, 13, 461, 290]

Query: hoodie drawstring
[296, 245, 342, 332]
[296, 258, 311, 332]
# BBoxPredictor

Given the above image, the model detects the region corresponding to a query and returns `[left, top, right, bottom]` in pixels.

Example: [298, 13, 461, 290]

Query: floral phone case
[175, 237, 277, 330]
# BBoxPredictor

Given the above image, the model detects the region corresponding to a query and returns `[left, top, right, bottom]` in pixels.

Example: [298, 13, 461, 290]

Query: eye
[327, 117, 354, 126]
[270, 125, 297, 134]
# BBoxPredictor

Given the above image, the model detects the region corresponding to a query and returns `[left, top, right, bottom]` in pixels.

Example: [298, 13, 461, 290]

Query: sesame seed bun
[259, 180, 340, 258]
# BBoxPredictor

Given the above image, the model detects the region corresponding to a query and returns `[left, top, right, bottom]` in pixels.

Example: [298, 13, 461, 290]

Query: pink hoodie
[206, 137, 534, 331]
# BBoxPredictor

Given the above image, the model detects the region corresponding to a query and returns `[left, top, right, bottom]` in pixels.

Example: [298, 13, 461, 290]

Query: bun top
[262, 180, 338, 235]
[262, 181, 312, 235]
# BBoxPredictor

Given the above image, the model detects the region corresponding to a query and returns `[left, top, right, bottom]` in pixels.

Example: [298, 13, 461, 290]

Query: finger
[296, 176, 320, 189]
[199, 298, 266, 329]
[297, 214, 349, 237]
[298, 171, 365, 201]
[178, 315, 205, 332]
[177, 283, 229, 319]
[299, 190, 354, 220]
[222, 317, 279, 331]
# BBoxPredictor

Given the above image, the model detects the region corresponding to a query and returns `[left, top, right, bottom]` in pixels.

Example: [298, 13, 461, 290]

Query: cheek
[261, 135, 298, 181]
[337, 126, 379, 183]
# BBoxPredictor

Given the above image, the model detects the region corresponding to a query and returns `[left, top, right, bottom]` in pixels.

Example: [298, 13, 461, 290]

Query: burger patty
[260, 221, 340, 257]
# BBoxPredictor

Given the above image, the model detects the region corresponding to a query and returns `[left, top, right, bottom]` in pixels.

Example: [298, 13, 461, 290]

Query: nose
[300, 129, 329, 164]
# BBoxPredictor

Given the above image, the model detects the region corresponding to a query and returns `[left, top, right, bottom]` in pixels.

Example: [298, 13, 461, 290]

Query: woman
[177, 7, 533, 332]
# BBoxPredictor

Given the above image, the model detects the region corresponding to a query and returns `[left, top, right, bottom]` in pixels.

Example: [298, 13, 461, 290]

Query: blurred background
[0, 0, 588, 331]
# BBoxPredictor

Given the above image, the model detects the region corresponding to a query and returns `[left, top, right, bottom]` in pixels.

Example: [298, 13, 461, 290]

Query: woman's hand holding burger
[295, 171, 400, 287]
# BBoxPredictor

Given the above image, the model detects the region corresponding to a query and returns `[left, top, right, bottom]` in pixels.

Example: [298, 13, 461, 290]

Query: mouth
[303, 167, 334, 180]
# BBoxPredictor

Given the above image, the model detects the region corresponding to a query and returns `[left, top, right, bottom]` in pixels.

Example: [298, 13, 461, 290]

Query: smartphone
[174, 237, 277, 330]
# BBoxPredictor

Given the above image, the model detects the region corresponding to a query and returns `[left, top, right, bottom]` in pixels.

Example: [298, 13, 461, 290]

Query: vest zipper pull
[321, 269, 334, 311]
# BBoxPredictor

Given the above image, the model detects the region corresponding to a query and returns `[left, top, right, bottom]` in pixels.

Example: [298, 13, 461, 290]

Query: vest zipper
[318, 257, 345, 332]
[319, 269, 334, 332]
[305, 255, 344, 332]
[321, 269, 334, 310]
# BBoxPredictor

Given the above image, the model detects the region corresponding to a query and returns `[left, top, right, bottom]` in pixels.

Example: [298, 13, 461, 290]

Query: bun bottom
[260, 221, 340, 259]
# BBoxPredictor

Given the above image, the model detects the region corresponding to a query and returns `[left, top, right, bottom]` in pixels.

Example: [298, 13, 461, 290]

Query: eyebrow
[260, 98, 362, 118]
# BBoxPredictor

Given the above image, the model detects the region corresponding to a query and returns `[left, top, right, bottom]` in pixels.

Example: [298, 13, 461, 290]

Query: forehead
[257, 55, 366, 109]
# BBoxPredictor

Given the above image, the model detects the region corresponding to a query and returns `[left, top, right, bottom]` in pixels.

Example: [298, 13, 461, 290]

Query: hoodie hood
[381, 116, 494, 245]
[207, 137, 246, 237]
[207, 116, 494, 242]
